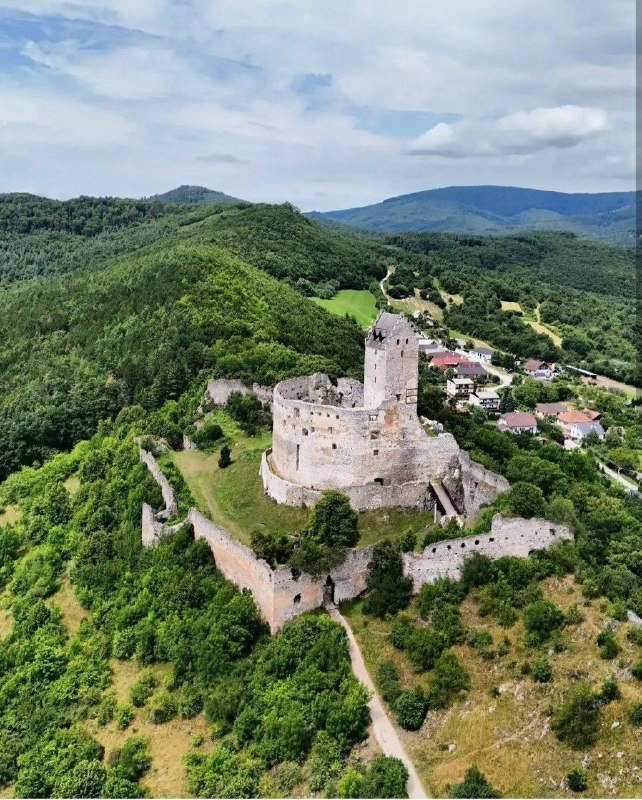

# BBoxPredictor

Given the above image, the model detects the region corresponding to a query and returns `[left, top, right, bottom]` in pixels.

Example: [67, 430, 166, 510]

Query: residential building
[446, 377, 474, 400]
[569, 420, 605, 443]
[456, 361, 489, 382]
[431, 354, 463, 371]
[535, 402, 569, 417]
[470, 346, 494, 362]
[470, 389, 500, 412]
[498, 412, 538, 435]
[523, 359, 553, 379]
[557, 410, 592, 438]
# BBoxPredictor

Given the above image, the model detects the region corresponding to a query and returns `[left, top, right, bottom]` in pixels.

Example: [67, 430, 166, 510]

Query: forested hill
[148, 185, 246, 206]
[309, 185, 635, 243]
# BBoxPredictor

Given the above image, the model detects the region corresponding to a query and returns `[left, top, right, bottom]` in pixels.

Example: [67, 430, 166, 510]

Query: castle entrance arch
[323, 575, 335, 605]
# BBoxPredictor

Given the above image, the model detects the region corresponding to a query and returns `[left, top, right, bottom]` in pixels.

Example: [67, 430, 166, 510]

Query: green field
[312, 289, 379, 328]
[171, 414, 436, 552]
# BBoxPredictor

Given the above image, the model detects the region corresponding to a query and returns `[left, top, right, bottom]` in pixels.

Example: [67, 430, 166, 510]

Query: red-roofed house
[431, 355, 463, 371]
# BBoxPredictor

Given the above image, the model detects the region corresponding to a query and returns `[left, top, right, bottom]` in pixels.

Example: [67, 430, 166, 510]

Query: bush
[116, 705, 134, 730]
[628, 702, 642, 726]
[461, 554, 496, 590]
[117, 736, 152, 781]
[391, 614, 413, 651]
[364, 540, 412, 619]
[567, 767, 588, 792]
[631, 659, 642, 680]
[192, 422, 224, 450]
[147, 691, 178, 724]
[450, 765, 500, 798]
[179, 685, 203, 719]
[507, 482, 546, 519]
[426, 651, 471, 709]
[112, 628, 137, 660]
[552, 683, 600, 749]
[406, 628, 443, 672]
[597, 627, 620, 659]
[597, 677, 620, 704]
[376, 661, 402, 705]
[531, 654, 553, 683]
[523, 599, 565, 644]
[97, 693, 117, 726]
[218, 445, 232, 469]
[394, 688, 428, 731]
[418, 578, 465, 618]
[362, 756, 408, 798]
[130, 672, 157, 707]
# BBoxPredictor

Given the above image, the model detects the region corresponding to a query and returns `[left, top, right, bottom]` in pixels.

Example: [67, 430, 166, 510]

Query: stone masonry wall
[140, 449, 178, 518]
[446, 452, 511, 517]
[204, 378, 274, 411]
[403, 514, 572, 592]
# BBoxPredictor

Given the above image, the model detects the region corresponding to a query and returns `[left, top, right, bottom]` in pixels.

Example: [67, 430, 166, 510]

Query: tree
[507, 482, 546, 519]
[394, 688, 428, 730]
[289, 491, 358, 576]
[523, 599, 565, 644]
[218, 444, 232, 469]
[567, 768, 588, 792]
[552, 683, 600, 749]
[426, 650, 470, 708]
[450, 765, 500, 798]
[364, 539, 412, 618]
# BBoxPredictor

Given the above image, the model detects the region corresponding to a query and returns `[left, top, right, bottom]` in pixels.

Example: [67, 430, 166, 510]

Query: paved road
[598, 460, 640, 495]
[326, 603, 428, 799]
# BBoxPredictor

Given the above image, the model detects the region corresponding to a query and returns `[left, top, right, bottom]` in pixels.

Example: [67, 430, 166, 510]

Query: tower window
[396, 338, 399, 345]
[303, 428, 309, 436]
[332, 443, 337, 450]
[370, 431, 379, 440]
[373, 449, 379, 455]
[328, 426, 333, 434]
[401, 350, 404, 357]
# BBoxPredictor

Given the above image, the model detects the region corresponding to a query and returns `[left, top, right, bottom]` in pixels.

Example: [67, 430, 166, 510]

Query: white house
[470, 389, 500, 412]
[498, 412, 538, 435]
[470, 346, 494, 363]
[569, 420, 605, 443]
[446, 377, 474, 400]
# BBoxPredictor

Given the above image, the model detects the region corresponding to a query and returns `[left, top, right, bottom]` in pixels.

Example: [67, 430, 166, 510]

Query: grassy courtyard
[312, 289, 379, 328]
[170, 413, 436, 551]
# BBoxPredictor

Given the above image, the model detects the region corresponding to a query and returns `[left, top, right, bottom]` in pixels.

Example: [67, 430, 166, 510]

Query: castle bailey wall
[403, 514, 572, 592]
[204, 378, 274, 410]
[269, 375, 460, 499]
[447, 452, 511, 517]
[261, 449, 436, 512]
[139, 449, 178, 518]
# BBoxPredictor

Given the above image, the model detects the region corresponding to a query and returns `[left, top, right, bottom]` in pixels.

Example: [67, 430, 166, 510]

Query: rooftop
[499, 412, 537, 428]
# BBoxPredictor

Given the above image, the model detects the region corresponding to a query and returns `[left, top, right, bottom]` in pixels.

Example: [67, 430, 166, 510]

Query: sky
[0, 1, 635, 210]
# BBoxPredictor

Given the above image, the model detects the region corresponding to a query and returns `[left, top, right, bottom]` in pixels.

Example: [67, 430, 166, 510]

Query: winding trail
[598, 460, 640, 495]
[326, 603, 428, 799]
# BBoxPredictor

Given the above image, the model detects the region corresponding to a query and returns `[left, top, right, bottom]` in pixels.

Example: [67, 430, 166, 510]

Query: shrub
[406, 628, 443, 672]
[531, 654, 553, 683]
[597, 627, 620, 659]
[192, 422, 223, 450]
[507, 482, 546, 519]
[461, 554, 496, 590]
[418, 578, 465, 618]
[552, 683, 600, 749]
[450, 765, 500, 798]
[430, 602, 466, 646]
[364, 540, 412, 619]
[631, 659, 642, 680]
[628, 702, 642, 726]
[523, 599, 565, 644]
[567, 767, 588, 792]
[179, 685, 203, 719]
[147, 691, 178, 724]
[391, 614, 413, 650]
[97, 693, 117, 726]
[130, 672, 157, 707]
[597, 677, 620, 704]
[112, 628, 137, 660]
[116, 705, 134, 730]
[427, 651, 471, 709]
[394, 688, 428, 731]
[218, 445, 232, 469]
[399, 529, 416, 553]
[362, 756, 408, 798]
[376, 661, 401, 706]
[117, 736, 151, 781]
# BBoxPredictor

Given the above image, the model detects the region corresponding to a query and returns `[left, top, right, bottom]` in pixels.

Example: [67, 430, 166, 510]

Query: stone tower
[363, 312, 419, 408]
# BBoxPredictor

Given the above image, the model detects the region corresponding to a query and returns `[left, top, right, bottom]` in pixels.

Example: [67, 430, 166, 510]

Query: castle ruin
[261, 311, 507, 516]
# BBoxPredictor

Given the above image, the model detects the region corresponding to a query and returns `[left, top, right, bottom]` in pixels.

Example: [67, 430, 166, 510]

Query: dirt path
[326, 604, 428, 799]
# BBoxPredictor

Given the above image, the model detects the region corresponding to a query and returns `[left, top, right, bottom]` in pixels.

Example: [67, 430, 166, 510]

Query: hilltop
[147, 185, 247, 206]
[309, 185, 635, 243]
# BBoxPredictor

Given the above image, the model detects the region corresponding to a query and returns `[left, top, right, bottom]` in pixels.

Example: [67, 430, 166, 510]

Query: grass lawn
[312, 289, 379, 328]
[343, 575, 642, 798]
[171, 414, 437, 551]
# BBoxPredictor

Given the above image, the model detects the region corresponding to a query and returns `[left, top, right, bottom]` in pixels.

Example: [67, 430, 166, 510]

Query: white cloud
[406, 106, 610, 158]
[0, 0, 635, 206]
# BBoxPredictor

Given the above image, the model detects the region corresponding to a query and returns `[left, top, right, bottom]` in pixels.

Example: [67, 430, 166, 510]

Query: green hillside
[310, 185, 636, 244]
[148, 185, 246, 206]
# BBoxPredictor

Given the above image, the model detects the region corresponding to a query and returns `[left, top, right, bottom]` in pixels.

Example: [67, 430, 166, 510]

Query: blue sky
[0, 1, 634, 209]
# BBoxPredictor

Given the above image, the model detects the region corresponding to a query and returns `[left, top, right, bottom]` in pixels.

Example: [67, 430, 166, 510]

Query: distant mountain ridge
[308, 185, 635, 243]
[148, 184, 247, 206]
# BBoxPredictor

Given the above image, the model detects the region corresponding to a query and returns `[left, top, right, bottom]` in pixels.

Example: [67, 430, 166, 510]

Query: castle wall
[269, 376, 460, 500]
[446, 452, 511, 517]
[205, 378, 252, 407]
[403, 514, 572, 592]
[139, 449, 178, 518]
